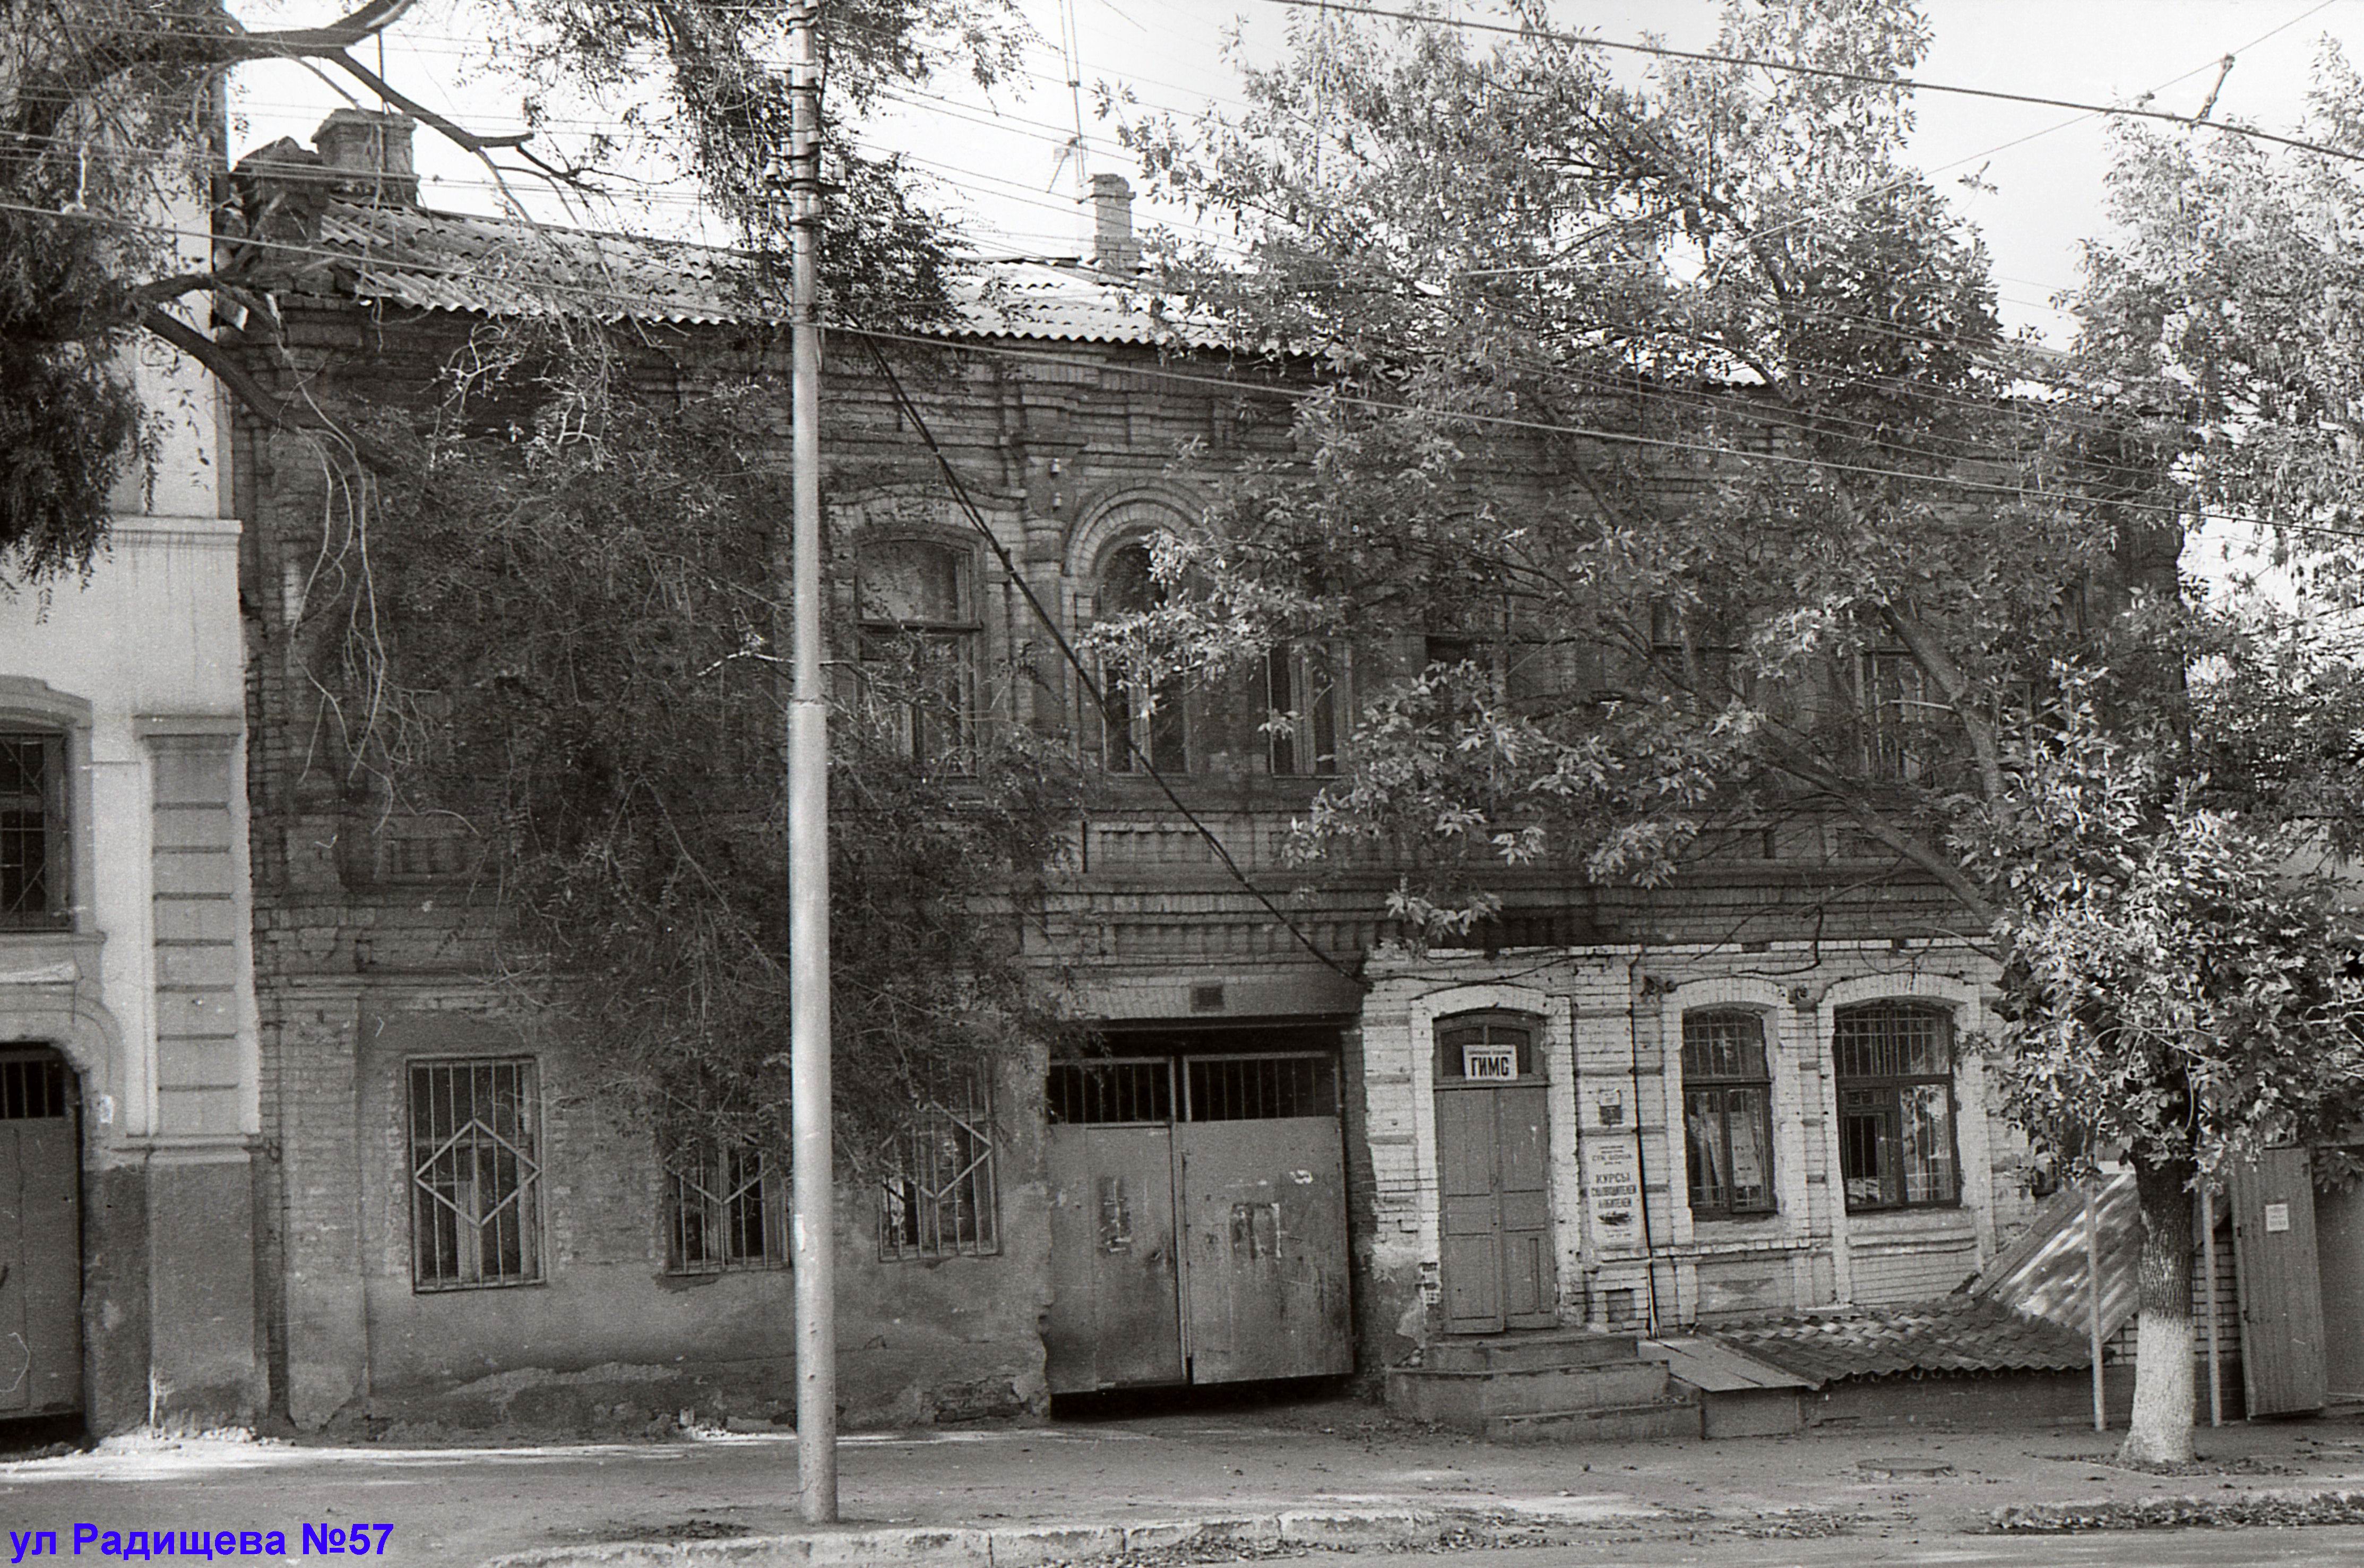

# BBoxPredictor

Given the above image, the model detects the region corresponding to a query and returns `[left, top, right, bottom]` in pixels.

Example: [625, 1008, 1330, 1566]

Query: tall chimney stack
[313, 109, 419, 206]
[1090, 173, 1137, 274]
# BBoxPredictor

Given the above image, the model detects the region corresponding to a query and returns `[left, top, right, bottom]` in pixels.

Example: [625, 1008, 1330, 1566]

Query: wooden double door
[1435, 1013, 1556, 1334]
[1045, 1041, 1352, 1393]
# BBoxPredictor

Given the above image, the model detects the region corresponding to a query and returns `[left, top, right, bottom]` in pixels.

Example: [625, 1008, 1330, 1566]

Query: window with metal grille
[1833, 1004, 1959, 1211]
[1681, 1011, 1775, 1219]
[1264, 643, 1340, 777]
[664, 1141, 786, 1274]
[858, 539, 979, 773]
[879, 1080, 998, 1260]
[409, 1059, 543, 1289]
[0, 1052, 67, 1119]
[1649, 601, 1744, 701]
[0, 735, 65, 927]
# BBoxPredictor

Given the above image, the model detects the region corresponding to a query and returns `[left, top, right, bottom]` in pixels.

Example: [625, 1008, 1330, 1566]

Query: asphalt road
[1333, 1525, 2364, 1565]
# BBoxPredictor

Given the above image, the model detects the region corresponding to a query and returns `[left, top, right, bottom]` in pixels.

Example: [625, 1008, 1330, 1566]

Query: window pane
[1832, 1005, 1949, 1079]
[1839, 1088, 1895, 1209]
[1724, 1086, 1772, 1210]
[1684, 1088, 1730, 1213]
[1897, 1081, 1959, 1204]
[861, 540, 970, 625]
[1683, 1012, 1766, 1080]
[879, 1079, 999, 1260]
[410, 1059, 541, 1289]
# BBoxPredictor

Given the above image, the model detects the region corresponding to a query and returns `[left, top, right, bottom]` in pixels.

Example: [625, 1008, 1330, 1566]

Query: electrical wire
[857, 335, 1367, 987]
[8, 188, 2358, 547]
[1261, 0, 2364, 166]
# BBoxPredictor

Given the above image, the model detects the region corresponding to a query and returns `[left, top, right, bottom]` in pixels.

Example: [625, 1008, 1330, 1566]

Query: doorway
[1433, 1012, 1555, 1334]
[0, 1049, 80, 1418]
[1045, 1026, 1352, 1394]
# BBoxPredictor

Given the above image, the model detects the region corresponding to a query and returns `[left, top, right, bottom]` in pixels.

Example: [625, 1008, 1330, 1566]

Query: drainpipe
[1626, 952, 1662, 1336]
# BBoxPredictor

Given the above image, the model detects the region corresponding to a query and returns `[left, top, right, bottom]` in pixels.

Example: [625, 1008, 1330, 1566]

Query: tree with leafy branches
[1107, 0, 2364, 1462]
[9, 0, 1074, 1150]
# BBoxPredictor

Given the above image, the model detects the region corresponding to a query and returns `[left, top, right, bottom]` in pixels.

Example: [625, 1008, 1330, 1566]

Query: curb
[480, 1503, 1593, 1567]
[1991, 1486, 2364, 1533]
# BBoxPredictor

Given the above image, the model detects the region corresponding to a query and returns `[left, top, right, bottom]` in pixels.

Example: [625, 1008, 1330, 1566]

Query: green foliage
[1109, 0, 2098, 929]
[353, 381, 1076, 1152]
[2075, 40, 2364, 604]
[1961, 664, 2364, 1185]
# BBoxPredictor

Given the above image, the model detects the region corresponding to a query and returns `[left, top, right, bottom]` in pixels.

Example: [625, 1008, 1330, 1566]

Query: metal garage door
[1046, 1046, 1351, 1393]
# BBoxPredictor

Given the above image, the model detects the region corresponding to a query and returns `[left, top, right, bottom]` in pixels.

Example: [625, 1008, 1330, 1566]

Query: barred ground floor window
[1833, 1003, 1960, 1211]
[409, 1058, 542, 1289]
[664, 1140, 788, 1274]
[879, 1076, 999, 1261]
[1682, 1010, 1775, 1219]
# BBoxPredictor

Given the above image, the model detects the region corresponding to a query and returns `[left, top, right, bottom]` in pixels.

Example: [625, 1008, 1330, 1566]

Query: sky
[221, 0, 2364, 598]
[226, 0, 2364, 348]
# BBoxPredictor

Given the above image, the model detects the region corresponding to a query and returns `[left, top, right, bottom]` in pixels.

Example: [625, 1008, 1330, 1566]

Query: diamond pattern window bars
[666, 1142, 787, 1274]
[879, 1078, 999, 1261]
[409, 1059, 543, 1289]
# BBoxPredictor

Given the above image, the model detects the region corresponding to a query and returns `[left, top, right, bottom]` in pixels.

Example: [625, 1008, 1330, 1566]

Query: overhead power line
[1264, 0, 2364, 166]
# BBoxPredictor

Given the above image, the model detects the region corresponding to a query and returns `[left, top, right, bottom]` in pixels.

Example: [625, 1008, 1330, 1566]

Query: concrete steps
[1385, 1329, 1702, 1442]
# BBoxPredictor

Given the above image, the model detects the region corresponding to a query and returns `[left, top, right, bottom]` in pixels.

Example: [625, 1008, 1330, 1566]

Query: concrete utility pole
[787, 0, 838, 1526]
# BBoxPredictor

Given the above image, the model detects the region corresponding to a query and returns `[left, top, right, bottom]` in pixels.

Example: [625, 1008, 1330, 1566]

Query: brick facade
[223, 143, 2054, 1431]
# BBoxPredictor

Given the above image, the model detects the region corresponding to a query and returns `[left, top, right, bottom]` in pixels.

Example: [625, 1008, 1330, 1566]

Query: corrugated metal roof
[307, 198, 1227, 347]
[1706, 1296, 2100, 1386]
[1970, 1174, 2142, 1341]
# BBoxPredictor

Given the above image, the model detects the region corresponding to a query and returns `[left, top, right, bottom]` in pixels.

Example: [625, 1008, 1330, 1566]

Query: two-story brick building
[222, 113, 2045, 1436]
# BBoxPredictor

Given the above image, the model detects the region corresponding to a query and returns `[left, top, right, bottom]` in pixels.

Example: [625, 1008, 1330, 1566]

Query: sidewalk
[1, 1398, 2361, 1565]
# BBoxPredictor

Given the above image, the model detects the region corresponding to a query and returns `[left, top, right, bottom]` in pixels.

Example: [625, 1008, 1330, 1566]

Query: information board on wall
[1585, 1136, 1641, 1237]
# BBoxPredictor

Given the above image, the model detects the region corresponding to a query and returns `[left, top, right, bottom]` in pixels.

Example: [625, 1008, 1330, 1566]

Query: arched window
[1098, 539, 1187, 774]
[857, 538, 979, 771]
[1681, 1010, 1774, 1218]
[1832, 1002, 1959, 1210]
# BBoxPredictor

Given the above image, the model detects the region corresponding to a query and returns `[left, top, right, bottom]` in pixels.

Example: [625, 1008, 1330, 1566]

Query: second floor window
[1858, 650, 1931, 783]
[1833, 1003, 1960, 1211]
[858, 539, 978, 771]
[1265, 642, 1339, 777]
[1098, 540, 1187, 774]
[1682, 1011, 1775, 1219]
[0, 734, 65, 927]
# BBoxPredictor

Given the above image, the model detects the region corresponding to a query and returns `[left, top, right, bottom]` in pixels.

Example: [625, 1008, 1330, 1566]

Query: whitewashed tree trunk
[2119, 1159, 2196, 1466]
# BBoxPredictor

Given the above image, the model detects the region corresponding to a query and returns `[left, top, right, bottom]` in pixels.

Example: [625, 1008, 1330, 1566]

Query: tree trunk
[2119, 1157, 2197, 1465]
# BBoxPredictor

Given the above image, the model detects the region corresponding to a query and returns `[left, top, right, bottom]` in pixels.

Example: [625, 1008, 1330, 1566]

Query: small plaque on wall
[1462, 1046, 1518, 1080]
[2265, 1201, 2292, 1234]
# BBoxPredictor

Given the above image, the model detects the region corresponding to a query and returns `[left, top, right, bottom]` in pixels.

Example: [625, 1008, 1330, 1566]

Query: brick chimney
[313, 108, 418, 205]
[1091, 173, 1137, 274]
